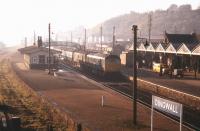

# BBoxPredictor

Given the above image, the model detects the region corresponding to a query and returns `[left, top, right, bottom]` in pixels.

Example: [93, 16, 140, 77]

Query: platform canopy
[155, 43, 165, 53]
[165, 43, 176, 54]
[177, 43, 191, 55]
[146, 43, 155, 52]
[192, 44, 200, 56]
[137, 43, 146, 51]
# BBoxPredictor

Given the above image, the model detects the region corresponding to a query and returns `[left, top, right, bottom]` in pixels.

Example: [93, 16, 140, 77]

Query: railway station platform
[122, 67, 200, 97]
[12, 61, 193, 130]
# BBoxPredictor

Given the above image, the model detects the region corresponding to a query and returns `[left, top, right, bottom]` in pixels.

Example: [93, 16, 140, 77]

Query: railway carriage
[62, 49, 74, 62]
[60, 48, 76, 66]
[81, 53, 121, 75]
[53, 46, 122, 76]
[73, 51, 87, 67]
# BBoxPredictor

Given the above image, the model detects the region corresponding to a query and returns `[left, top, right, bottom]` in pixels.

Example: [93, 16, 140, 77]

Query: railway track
[59, 61, 200, 131]
[104, 83, 200, 131]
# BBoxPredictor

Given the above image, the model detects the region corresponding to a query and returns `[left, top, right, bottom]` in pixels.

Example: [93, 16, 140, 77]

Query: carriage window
[107, 58, 120, 64]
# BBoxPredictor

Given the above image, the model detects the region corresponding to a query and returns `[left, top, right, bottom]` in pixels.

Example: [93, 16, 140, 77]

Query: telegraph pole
[112, 26, 116, 53]
[100, 26, 102, 52]
[148, 13, 152, 43]
[84, 28, 87, 51]
[132, 25, 138, 125]
[48, 23, 51, 74]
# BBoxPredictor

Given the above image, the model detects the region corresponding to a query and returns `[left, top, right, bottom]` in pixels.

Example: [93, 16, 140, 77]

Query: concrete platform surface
[123, 67, 200, 97]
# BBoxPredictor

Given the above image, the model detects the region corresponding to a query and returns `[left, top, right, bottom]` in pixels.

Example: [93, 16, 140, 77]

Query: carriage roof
[87, 53, 119, 60]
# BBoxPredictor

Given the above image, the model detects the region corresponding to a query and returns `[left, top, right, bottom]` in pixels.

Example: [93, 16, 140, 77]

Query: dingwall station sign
[151, 95, 183, 131]
[152, 95, 182, 117]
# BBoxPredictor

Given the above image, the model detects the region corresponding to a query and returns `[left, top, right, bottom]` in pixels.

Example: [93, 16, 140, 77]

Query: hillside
[88, 4, 200, 40]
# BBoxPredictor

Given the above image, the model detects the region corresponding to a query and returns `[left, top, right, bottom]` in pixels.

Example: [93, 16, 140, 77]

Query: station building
[18, 37, 61, 69]
[120, 32, 200, 75]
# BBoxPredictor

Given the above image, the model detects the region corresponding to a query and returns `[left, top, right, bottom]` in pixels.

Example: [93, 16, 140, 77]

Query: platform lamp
[132, 25, 138, 125]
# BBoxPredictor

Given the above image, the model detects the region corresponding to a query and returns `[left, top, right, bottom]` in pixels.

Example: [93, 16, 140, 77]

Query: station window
[32, 57, 37, 64]
[39, 55, 45, 64]
[47, 57, 52, 64]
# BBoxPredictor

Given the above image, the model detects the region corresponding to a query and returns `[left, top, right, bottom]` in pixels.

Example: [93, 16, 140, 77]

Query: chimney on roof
[37, 36, 43, 47]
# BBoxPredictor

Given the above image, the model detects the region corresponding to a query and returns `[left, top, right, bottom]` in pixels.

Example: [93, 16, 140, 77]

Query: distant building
[18, 37, 61, 69]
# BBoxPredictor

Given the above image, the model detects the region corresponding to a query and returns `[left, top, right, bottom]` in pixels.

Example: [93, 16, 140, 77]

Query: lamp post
[132, 25, 138, 125]
[159, 55, 162, 76]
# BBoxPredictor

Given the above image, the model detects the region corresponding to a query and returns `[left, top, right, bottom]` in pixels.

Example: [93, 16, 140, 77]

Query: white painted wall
[27, 51, 55, 64]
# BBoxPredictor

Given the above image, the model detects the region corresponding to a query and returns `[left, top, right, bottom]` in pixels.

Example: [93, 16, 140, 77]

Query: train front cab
[104, 55, 121, 76]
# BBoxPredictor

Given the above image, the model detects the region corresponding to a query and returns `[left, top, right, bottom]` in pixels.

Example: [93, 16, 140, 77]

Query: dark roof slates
[166, 33, 199, 44]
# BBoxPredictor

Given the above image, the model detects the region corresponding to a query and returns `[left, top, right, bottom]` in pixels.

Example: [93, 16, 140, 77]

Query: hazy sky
[0, 0, 199, 46]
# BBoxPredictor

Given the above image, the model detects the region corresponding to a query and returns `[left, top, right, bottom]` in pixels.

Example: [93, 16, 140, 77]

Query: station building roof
[165, 33, 199, 44]
[185, 43, 198, 51]
[18, 45, 61, 55]
[87, 53, 108, 60]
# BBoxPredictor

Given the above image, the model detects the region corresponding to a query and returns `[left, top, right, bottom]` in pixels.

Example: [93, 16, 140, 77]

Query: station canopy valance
[165, 43, 176, 54]
[146, 43, 155, 52]
[136, 42, 200, 56]
[176, 43, 191, 55]
[155, 43, 165, 53]
[192, 44, 200, 55]
[137, 43, 146, 51]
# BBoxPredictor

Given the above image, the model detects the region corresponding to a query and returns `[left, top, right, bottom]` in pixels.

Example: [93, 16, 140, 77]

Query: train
[81, 53, 121, 75]
[58, 47, 121, 76]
